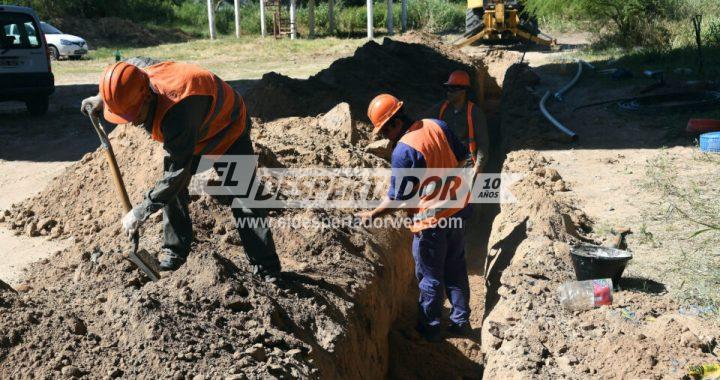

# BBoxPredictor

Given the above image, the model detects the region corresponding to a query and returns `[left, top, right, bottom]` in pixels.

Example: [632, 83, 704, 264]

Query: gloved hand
[80, 95, 103, 117]
[121, 209, 143, 238]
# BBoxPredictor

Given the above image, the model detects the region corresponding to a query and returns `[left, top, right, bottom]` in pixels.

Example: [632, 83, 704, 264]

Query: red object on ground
[687, 119, 720, 134]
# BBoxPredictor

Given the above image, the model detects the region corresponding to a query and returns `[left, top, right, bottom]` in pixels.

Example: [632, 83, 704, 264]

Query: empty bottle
[558, 279, 613, 311]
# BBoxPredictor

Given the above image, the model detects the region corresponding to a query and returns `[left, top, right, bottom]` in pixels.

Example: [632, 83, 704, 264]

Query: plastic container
[687, 119, 720, 135]
[558, 279, 613, 311]
[699, 132, 720, 153]
[570, 244, 633, 284]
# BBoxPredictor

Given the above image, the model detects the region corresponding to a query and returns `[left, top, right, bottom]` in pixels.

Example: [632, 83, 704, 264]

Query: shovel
[85, 108, 161, 281]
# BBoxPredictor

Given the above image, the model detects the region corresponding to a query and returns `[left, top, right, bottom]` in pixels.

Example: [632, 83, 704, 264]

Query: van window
[1, 12, 41, 50]
[40, 22, 62, 35]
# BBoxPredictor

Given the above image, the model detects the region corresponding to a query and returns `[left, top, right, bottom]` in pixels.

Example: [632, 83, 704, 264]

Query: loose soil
[1, 31, 718, 380]
[0, 36, 480, 379]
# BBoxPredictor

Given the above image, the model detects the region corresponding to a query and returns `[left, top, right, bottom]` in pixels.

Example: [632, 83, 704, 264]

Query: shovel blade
[128, 248, 161, 282]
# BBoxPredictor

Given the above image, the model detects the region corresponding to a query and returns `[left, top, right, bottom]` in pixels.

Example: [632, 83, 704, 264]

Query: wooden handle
[103, 149, 133, 213]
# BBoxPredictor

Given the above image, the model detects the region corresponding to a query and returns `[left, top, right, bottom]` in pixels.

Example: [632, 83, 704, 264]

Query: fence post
[290, 0, 297, 39]
[309, 0, 316, 38]
[329, 0, 335, 34]
[401, 0, 407, 32]
[234, 0, 241, 38]
[207, 0, 216, 40]
[386, 0, 393, 35]
[367, 0, 374, 39]
[259, 0, 266, 37]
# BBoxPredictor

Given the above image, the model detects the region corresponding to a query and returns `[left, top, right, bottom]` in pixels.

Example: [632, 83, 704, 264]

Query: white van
[0, 5, 54, 115]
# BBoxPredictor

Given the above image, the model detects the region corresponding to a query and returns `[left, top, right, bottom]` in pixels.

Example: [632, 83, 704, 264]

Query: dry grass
[51, 36, 366, 85]
[643, 150, 720, 317]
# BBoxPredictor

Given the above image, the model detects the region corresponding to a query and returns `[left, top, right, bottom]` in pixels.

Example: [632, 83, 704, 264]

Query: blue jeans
[412, 220, 470, 328]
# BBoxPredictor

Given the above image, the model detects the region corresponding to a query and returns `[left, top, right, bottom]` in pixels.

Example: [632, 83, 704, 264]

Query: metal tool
[609, 227, 632, 250]
[85, 107, 160, 281]
[455, 0, 557, 48]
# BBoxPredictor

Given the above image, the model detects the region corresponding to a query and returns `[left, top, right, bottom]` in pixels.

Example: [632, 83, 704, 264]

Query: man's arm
[472, 105, 490, 172]
[133, 95, 211, 221]
[358, 143, 424, 221]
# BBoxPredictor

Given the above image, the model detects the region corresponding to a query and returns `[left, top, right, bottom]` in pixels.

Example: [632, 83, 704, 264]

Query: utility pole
[207, 0, 216, 40]
[290, 0, 297, 39]
[328, 0, 335, 34]
[401, 0, 407, 32]
[259, 0, 267, 37]
[366, 0, 374, 39]
[234, 0, 241, 38]
[309, 0, 316, 38]
[386, 0, 393, 35]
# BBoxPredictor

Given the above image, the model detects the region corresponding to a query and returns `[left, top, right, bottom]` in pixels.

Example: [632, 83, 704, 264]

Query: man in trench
[358, 94, 473, 342]
[428, 69, 489, 173]
[427, 69, 490, 263]
[81, 58, 282, 282]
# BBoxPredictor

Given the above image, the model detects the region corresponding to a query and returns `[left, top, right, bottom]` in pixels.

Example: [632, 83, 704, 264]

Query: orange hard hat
[367, 94, 404, 133]
[100, 62, 151, 124]
[444, 70, 471, 87]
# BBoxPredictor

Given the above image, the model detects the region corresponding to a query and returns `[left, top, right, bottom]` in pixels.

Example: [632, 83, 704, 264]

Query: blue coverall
[388, 119, 472, 330]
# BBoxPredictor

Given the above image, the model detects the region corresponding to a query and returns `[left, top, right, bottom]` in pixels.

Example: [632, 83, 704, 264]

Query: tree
[523, 0, 679, 47]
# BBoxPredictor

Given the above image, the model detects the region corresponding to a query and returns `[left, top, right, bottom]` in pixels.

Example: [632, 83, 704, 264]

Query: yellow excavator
[455, 0, 556, 48]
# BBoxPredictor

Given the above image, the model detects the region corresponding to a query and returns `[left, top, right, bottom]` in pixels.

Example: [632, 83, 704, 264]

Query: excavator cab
[457, 0, 556, 48]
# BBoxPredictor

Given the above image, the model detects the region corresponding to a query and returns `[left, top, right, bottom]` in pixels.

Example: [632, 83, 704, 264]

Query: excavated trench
[6, 38, 698, 380]
[381, 63, 509, 379]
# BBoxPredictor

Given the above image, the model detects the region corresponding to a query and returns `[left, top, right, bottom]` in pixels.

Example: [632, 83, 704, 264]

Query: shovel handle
[103, 149, 133, 213]
[86, 112, 133, 213]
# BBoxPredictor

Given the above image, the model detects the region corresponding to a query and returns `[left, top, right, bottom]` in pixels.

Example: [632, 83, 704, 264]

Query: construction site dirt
[0, 31, 718, 380]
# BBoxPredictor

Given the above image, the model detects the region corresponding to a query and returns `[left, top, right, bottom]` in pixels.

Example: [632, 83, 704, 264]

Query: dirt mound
[245, 34, 480, 121]
[479, 72, 720, 378]
[49, 17, 195, 48]
[498, 63, 577, 150]
[0, 103, 416, 378]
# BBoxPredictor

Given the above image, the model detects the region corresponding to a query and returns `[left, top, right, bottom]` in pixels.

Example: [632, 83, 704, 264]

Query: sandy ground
[0, 159, 72, 285]
[498, 32, 718, 307]
[0, 39, 365, 286]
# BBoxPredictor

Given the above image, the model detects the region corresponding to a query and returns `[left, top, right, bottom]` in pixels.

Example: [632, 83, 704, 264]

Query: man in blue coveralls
[358, 93, 472, 342]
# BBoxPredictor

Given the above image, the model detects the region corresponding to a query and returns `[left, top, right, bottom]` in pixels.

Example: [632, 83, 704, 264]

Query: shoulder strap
[467, 102, 477, 164]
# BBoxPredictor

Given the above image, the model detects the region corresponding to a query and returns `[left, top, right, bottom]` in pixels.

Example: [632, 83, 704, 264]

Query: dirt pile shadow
[245, 32, 488, 122]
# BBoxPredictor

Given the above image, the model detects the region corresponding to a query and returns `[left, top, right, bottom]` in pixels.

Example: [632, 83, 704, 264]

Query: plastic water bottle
[558, 279, 613, 311]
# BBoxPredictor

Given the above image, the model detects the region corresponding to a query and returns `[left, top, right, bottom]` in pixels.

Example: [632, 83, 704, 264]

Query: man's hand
[473, 162, 483, 176]
[81, 95, 103, 117]
[122, 209, 143, 238]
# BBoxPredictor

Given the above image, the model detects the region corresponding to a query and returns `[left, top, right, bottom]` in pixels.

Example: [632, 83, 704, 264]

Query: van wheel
[48, 45, 60, 60]
[26, 96, 49, 116]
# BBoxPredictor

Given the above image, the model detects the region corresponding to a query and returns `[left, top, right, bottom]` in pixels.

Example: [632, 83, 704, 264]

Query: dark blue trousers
[412, 220, 471, 328]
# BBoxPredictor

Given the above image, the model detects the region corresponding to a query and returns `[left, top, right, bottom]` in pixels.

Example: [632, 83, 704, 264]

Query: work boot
[158, 250, 187, 271]
[447, 322, 473, 337]
[415, 322, 442, 343]
[252, 265, 281, 283]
